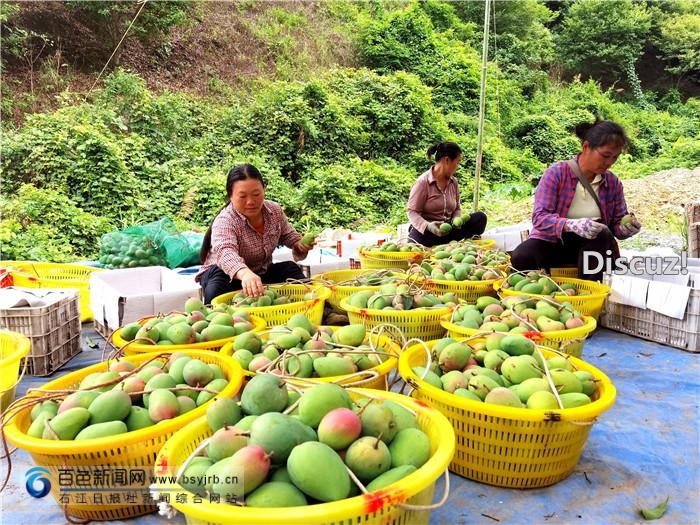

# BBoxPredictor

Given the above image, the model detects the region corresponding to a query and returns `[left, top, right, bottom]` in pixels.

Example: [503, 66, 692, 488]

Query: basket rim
[3, 350, 244, 453]
[494, 277, 611, 300]
[211, 283, 331, 307]
[4, 260, 103, 276]
[398, 339, 616, 422]
[338, 297, 453, 317]
[110, 314, 267, 352]
[358, 249, 427, 260]
[219, 326, 400, 382]
[439, 313, 598, 340]
[0, 330, 31, 365]
[154, 388, 455, 523]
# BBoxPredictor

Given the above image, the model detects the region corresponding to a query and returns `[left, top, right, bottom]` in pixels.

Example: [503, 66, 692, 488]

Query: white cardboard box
[90, 266, 201, 333]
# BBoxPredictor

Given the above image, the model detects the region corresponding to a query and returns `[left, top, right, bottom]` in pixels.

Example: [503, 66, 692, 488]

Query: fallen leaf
[85, 336, 98, 349]
[641, 496, 669, 520]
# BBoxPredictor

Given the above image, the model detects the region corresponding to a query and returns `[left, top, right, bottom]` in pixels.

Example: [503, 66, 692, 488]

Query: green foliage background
[1, 0, 698, 262]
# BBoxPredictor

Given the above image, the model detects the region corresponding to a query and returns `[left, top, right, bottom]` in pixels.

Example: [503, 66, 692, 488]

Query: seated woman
[510, 119, 642, 282]
[407, 141, 487, 247]
[196, 164, 312, 304]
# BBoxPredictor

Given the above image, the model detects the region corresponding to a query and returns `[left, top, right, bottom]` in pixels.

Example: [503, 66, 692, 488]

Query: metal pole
[473, 0, 490, 212]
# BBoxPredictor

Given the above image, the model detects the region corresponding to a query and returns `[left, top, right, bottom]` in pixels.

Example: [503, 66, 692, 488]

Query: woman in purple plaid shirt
[196, 164, 313, 304]
[511, 120, 642, 282]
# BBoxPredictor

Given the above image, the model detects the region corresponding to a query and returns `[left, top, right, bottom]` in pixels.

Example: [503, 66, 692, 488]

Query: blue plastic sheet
[2, 328, 698, 524]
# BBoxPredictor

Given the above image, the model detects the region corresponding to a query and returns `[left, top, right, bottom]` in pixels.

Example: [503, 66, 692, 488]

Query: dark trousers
[199, 261, 306, 304]
[408, 211, 487, 248]
[510, 229, 618, 282]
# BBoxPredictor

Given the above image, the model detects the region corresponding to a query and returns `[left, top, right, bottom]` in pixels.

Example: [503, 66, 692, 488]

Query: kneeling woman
[510, 120, 642, 282]
[196, 164, 312, 304]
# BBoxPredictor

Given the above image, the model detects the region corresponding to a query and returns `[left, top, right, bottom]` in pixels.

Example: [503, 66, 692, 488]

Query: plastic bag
[99, 218, 197, 269]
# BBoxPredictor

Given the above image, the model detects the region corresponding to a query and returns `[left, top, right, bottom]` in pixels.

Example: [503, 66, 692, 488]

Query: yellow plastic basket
[153, 388, 455, 525]
[439, 314, 598, 358]
[0, 330, 31, 413]
[220, 325, 400, 390]
[339, 298, 451, 344]
[358, 248, 426, 270]
[3, 350, 244, 522]
[399, 340, 616, 488]
[5, 261, 102, 322]
[550, 267, 579, 278]
[212, 284, 331, 326]
[494, 277, 611, 321]
[310, 269, 406, 310]
[416, 276, 501, 303]
[430, 238, 496, 254]
[110, 314, 267, 356]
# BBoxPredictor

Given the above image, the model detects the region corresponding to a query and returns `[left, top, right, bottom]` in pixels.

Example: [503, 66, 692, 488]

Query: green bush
[506, 114, 580, 165]
[293, 157, 415, 230]
[0, 184, 113, 261]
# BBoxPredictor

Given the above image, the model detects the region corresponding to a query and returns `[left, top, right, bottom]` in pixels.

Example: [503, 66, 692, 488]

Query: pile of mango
[432, 241, 509, 268]
[224, 287, 318, 308]
[26, 354, 231, 441]
[118, 298, 258, 345]
[450, 295, 586, 333]
[99, 231, 168, 269]
[408, 259, 502, 282]
[344, 283, 459, 310]
[230, 315, 391, 377]
[501, 271, 589, 296]
[333, 269, 405, 287]
[360, 242, 424, 253]
[178, 380, 431, 505]
[411, 335, 598, 409]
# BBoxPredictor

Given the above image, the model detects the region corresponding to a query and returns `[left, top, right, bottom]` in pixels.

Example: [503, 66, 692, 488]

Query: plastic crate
[495, 277, 610, 321]
[152, 389, 455, 525]
[5, 261, 102, 322]
[440, 313, 598, 358]
[310, 269, 406, 310]
[601, 285, 700, 353]
[399, 340, 616, 488]
[0, 330, 31, 412]
[110, 314, 266, 356]
[3, 350, 244, 522]
[0, 289, 81, 376]
[220, 325, 400, 390]
[339, 298, 451, 344]
[212, 284, 331, 327]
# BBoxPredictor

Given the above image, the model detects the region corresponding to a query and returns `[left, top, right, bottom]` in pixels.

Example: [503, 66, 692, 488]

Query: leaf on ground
[85, 336, 98, 349]
[640, 496, 669, 520]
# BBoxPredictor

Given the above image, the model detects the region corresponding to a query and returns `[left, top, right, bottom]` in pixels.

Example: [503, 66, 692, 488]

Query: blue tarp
[2, 327, 698, 524]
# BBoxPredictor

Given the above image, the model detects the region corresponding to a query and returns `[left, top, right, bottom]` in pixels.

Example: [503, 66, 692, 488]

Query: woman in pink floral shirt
[196, 164, 312, 304]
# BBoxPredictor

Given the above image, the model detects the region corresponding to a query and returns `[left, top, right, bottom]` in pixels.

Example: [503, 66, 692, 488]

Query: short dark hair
[575, 119, 629, 150]
[427, 141, 462, 162]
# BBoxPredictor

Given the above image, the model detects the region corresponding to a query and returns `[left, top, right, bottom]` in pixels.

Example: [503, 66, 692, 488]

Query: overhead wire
[86, 0, 150, 97]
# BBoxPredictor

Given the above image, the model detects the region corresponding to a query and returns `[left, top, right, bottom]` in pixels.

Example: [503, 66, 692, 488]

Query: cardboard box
[90, 266, 201, 336]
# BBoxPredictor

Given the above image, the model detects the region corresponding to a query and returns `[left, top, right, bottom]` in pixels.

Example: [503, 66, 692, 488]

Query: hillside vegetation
[1, 0, 699, 262]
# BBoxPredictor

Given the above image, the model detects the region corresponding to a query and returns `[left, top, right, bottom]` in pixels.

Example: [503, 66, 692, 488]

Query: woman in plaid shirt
[196, 164, 313, 304]
[511, 120, 642, 282]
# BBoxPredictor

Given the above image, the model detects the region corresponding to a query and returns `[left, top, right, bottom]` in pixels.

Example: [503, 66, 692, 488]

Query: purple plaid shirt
[196, 200, 302, 281]
[530, 158, 630, 242]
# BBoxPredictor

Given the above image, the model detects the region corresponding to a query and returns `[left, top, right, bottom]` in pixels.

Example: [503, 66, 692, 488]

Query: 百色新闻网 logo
[25, 466, 51, 498]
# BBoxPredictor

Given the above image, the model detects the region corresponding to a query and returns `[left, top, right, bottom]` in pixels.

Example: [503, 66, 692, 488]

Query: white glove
[426, 222, 448, 237]
[619, 216, 642, 237]
[564, 218, 607, 239]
